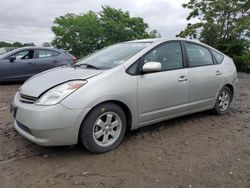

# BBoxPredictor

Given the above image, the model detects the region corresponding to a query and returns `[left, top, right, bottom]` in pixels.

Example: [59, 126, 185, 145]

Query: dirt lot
[0, 73, 250, 188]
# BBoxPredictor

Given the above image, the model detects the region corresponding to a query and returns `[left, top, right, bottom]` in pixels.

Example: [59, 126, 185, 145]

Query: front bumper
[12, 93, 90, 146]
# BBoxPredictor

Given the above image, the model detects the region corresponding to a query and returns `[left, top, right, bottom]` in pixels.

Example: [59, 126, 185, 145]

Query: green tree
[148, 29, 161, 38]
[177, 0, 250, 71]
[22, 42, 35, 47]
[52, 6, 160, 58]
[0, 41, 12, 48]
[42, 42, 51, 47]
[99, 6, 160, 46]
[12, 42, 23, 47]
[0, 41, 35, 48]
[52, 11, 103, 57]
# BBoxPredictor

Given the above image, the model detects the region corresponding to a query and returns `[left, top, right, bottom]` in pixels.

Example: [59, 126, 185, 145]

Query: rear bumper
[232, 75, 239, 99]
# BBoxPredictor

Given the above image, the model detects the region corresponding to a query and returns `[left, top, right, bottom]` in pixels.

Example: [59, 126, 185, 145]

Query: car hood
[20, 67, 103, 97]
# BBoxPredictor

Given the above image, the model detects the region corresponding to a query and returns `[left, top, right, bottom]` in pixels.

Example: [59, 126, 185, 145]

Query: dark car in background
[0, 47, 77, 82]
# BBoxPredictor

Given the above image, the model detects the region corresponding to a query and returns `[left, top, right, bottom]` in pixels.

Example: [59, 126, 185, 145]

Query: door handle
[216, 71, 222, 76]
[53, 60, 58, 63]
[27, 62, 34, 65]
[178, 75, 188, 82]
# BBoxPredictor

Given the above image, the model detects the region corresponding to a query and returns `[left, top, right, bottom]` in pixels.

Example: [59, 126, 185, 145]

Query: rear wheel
[213, 86, 232, 115]
[79, 103, 127, 153]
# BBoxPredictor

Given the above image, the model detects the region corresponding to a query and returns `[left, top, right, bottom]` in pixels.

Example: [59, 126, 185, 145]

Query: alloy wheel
[92, 112, 122, 147]
[218, 90, 230, 111]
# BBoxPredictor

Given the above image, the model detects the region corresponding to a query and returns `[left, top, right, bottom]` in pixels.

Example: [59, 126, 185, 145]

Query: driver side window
[143, 42, 183, 71]
[10, 50, 34, 60]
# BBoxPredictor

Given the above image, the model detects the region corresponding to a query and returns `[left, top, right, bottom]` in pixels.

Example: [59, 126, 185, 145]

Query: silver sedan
[11, 38, 238, 153]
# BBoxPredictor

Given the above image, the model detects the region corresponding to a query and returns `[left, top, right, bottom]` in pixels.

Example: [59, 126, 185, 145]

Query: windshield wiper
[73, 63, 101, 70]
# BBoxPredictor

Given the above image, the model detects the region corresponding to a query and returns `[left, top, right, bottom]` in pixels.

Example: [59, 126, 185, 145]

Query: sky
[0, 0, 190, 45]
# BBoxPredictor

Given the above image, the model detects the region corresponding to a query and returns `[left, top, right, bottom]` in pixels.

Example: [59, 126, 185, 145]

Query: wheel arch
[104, 100, 133, 132]
[77, 100, 133, 143]
[224, 84, 234, 99]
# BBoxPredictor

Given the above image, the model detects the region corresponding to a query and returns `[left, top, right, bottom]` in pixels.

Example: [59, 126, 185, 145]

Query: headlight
[36, 80, 87, 106]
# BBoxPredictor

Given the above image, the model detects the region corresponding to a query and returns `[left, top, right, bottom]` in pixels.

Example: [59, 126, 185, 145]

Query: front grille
[19, 94, 37, 104]
[16, 121, 33, 135]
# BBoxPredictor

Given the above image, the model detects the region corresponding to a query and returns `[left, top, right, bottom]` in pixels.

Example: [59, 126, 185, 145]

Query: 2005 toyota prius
[11, 38, 238, 153]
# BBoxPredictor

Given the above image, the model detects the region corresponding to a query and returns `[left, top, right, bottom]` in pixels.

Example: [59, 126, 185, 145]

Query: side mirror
[9, 56, 16, 63]
[142, 62, 161, 73]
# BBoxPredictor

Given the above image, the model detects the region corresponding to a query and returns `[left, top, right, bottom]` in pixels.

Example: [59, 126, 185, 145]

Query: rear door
[184, 42, 223, 110]
[138, 41, 189, 123]
[34, 49, 60, 74]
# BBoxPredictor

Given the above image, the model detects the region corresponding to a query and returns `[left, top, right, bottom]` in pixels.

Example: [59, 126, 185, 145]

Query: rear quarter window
[53, 51, 61, 56]
[62, 50, 73, 57]
[211, 49, 224, 64]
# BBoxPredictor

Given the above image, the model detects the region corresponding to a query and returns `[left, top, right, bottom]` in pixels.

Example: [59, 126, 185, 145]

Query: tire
[79, 103, 127, 153]
[213, 86, 232, 115]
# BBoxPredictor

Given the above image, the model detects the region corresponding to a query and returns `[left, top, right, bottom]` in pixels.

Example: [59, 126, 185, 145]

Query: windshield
[76, 42, 151, 69]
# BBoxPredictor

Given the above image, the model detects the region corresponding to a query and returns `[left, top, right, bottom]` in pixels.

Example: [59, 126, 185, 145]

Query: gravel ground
[0, 73, 250, 188]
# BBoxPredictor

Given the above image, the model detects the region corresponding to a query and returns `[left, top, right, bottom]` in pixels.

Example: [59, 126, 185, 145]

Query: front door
[138, 41, 189, 123]
[1, 49, 35, 80]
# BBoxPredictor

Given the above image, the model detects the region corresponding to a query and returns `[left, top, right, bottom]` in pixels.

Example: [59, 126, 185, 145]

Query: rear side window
[37, 50, 54, 58]
[186, 43, 214, 67]
[211, 49, 224, 63]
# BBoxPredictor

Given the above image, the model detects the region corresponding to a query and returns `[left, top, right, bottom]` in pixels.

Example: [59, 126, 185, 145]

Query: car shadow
[126, 110, 213, 138]
[0, 81, 24, 85]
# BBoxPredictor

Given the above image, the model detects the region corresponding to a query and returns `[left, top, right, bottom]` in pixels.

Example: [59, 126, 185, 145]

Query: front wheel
[79, 103, 127, 153]
[213, 86, 232, 115]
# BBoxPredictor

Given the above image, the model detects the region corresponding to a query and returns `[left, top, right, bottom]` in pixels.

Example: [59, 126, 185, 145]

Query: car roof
[128, 38, 223, 55]
[128, 38, 201, 44]
[15, 46, 62, 52]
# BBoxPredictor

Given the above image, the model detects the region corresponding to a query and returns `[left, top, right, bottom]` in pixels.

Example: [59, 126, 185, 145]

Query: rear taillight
[72, 56, 77, 64]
